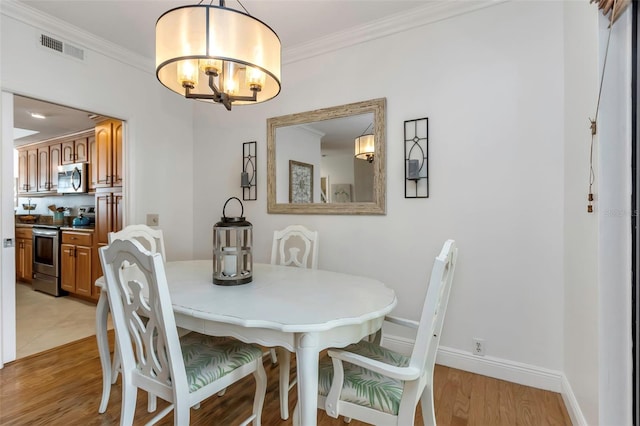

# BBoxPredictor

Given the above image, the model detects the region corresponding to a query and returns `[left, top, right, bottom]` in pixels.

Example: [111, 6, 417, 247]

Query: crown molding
[2, 0, 507, 73]
[0, 0, 154, 74]
[283, 0, 508, 65]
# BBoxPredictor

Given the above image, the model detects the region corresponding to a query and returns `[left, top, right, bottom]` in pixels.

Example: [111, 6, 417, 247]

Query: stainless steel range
[32, 225, 64, 296]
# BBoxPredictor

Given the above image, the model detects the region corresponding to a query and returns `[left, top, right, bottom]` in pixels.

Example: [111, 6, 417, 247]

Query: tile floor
[15, 282, 112, 359]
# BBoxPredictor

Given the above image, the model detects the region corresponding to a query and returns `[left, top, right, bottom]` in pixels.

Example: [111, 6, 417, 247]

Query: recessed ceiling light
[30, 112, 46, 119]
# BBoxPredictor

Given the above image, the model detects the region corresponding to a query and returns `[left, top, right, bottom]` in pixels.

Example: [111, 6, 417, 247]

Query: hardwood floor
[0, 332, 572, 425]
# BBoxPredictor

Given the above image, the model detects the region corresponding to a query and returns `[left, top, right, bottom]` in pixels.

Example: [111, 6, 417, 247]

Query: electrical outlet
[146, 214, 159, 226]
[472, 338, 485, 356]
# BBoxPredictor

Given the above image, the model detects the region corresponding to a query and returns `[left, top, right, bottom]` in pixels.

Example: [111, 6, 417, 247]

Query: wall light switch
[146, 214, 159, 227]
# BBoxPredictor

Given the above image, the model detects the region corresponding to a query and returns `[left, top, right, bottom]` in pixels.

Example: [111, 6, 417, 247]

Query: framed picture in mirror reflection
[289, 160, 313, 203]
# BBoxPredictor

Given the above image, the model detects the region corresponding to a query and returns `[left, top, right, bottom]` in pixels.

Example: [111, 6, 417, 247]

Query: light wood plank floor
[0, 332, 572, 425]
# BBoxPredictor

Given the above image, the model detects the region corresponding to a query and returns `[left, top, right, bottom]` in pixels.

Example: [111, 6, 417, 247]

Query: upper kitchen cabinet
[17, 130, 94, 195]
[17, 147, 37, 194]
[37, 143, 62, 192]
[91, 119, 123, 189]
[61, 133, 90, 164]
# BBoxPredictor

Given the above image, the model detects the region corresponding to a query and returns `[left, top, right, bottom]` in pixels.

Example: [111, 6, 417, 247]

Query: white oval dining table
[95, 261, 397, 426]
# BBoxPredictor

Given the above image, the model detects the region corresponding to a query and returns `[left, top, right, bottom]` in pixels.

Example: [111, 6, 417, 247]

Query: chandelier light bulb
[177, 60, 199, 89]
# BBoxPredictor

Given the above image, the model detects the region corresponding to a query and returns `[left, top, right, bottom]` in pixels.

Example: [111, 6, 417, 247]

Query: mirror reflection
[267, 98, 386, 215]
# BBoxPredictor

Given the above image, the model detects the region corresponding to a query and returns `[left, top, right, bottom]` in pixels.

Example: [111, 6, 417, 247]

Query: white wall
[193, 0, 567, 375]
[562, 2, 600, 424]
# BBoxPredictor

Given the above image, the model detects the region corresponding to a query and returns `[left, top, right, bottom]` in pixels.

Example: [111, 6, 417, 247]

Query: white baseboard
[435, 345, 563, 392]
[381, 334, 586, 424]
[560, 374, 588, 426]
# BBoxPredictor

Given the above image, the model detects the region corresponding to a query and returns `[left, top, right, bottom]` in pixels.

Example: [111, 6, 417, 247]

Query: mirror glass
[267, 98, 386, 214]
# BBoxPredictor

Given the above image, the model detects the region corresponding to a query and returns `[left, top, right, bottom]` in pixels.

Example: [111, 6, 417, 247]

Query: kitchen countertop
[61, 226, 95, 232]
[15, 223, 95, 231]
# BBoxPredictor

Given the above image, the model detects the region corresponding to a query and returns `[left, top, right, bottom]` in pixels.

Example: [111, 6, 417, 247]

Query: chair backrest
[108, 224, 166, 262]
[270, 225, 319, 269]
[99, 239, 187, 402]
[410, 239, 458, 373]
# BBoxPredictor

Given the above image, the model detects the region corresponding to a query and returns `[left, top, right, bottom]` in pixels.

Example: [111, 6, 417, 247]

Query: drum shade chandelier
[354, 123, 375, 163]
[155, 1, 281, 111]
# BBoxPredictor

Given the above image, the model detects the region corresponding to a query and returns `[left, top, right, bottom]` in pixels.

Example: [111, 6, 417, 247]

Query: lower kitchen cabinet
[15, 228, 33, 283]
[61, 231, 93, 297]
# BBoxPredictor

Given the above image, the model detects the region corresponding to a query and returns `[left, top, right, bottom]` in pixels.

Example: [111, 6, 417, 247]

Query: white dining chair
[270, 224, 319, 269]
[101, 224, 167, 413]
[109, 224, 166, 261]
[99, 239, 267, 425]
[269, 224, 319, 420]
[303, 239, 458, 426]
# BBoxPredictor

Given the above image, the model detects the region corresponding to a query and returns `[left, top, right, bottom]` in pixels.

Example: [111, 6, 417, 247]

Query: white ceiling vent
[38, 33, 85, 61]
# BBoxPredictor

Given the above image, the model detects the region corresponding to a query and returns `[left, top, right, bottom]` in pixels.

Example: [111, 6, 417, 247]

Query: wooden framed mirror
[267, 98, 386, 215]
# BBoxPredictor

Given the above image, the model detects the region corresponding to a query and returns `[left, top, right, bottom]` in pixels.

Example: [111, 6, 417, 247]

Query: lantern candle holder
[213, 197, 253, 285]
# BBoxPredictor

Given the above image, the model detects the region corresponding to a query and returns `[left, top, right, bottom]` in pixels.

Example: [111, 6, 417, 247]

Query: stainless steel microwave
[57, 163, 88, 193]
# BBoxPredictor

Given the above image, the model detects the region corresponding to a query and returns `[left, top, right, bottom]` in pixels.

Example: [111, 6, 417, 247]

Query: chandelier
[155, 1, 281, 111]
[354, 124, 375, 163]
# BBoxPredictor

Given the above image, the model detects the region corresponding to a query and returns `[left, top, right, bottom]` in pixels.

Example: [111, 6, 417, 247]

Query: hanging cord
[236, 0, 250, 15]
[201, 0, 250, 15]
[358, 123, 373, 137]
[588, 0, 617, 213]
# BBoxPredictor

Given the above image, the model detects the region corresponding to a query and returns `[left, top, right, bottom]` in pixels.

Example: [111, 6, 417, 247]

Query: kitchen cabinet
[92, 190, 123, 297]
[36, 143, 62, 192]
[17, 130, 93, 195]
[92, 119, 122, 189]
[17, 148, 38, 194]
[61, 231, 93, 297]
[61, 133, 89, 164]
[17, 150, 28, 194]
[15, 227, 33, 283]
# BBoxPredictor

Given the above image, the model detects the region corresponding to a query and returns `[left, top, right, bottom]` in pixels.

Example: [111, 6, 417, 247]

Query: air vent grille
[40, 34, 63, 53]
[38, 33, 85, 61]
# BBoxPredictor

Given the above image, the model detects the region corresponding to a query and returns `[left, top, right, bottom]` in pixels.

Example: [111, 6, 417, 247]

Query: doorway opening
[11, 94, 121, 359]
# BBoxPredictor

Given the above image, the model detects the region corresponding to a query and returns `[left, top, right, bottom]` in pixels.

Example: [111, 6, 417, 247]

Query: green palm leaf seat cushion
[318, 340, 410, 415]
[179, 333, 264, 392]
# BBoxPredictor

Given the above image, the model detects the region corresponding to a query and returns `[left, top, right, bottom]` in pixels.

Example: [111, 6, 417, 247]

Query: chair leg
[292, 403, 299, 426]
[252, 359, 268, 426]
[147, 393, 157, 412]
[96, 292, 112, 414]
[121, 380, 138, 426]
[420, 385, 436, 426]
[111, 345, 120, 384]
[173, 399, 190, 426]
[278, 347, 292, 420]
[270, 348, 278, 364]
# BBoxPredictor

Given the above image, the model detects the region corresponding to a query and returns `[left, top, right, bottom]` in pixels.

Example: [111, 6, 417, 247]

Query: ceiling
[19, 0, 431, 60]
[13, 0, 431, 147]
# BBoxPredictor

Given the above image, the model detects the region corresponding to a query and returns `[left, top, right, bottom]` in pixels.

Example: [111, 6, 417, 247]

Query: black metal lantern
[213, 197, 253, 285]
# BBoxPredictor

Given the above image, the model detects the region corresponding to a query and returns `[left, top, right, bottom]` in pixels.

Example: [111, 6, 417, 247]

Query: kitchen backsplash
[16, 194, 95, 217]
